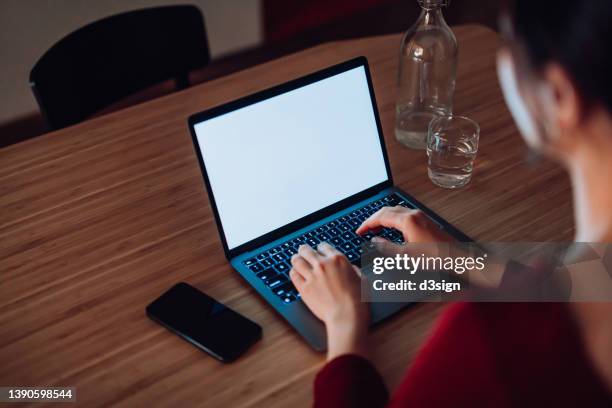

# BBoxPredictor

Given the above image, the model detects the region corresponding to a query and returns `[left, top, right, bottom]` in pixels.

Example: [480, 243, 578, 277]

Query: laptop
[188, 57, 470, 351]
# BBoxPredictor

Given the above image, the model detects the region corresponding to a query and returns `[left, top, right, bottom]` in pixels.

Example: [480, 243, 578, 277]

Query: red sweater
[314, 302, 611, 407]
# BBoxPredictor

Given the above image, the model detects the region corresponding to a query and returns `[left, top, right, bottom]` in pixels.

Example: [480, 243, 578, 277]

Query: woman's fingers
[355, 207, 390, 235]
[356, 206, 412, 235]
[370, 236, 404, 256]
[289, 268, 306, 286]
[317, 241, 340, 257]
[290, 254, 313, 281]
[298, 244, 321, 265]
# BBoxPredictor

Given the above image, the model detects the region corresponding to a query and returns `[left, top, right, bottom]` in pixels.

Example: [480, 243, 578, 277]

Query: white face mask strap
[496, 51, 542, 149]
[538, 84, 559, 140]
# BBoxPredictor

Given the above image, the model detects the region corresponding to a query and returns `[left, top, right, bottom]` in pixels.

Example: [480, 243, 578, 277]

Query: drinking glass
[426, 115, 479, 188]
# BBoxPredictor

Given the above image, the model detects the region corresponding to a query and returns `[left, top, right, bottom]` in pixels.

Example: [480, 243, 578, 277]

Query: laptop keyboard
[243, 193, 413, 304]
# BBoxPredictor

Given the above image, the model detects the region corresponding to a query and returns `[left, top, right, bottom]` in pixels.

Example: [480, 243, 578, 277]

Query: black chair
[29, 5, 210, 130]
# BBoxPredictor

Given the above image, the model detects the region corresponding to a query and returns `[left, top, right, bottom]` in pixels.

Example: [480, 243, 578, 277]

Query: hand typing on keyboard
[288, 203, 452, 361]
[356, 206, 453, 246]
[289, 242, 368, 361]
[243, 194, 450, 306]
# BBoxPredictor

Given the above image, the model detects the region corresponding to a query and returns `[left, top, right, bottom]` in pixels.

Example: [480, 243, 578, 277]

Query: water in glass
[427, 115, 479, 188]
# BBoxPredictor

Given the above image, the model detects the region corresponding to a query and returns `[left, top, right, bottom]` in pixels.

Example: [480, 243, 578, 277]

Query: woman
[289, 0, 612, 406]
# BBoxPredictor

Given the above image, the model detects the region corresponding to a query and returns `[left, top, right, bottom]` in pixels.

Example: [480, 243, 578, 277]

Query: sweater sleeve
[314, 354, 389, 408]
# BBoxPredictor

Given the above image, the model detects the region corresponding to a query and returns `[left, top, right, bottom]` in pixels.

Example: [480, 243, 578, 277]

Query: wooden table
[0, 25, 573, 407]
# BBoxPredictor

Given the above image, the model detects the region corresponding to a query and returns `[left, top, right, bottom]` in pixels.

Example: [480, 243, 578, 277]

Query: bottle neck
[419, 7, 445, 26]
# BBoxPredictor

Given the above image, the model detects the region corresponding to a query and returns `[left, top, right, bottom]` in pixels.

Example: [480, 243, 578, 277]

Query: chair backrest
[30, 5, 209, 130]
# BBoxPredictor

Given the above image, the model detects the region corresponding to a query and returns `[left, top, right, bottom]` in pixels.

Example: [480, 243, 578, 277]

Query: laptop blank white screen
[193, 66, 389, 250]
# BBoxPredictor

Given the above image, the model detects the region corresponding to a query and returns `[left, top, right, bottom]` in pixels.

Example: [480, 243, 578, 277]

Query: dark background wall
[1, 0, 501, 146]
[264, 0, 499, 44]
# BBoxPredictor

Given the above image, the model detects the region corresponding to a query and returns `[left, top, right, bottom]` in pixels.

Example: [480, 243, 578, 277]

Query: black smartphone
[146, 282, 262, 362]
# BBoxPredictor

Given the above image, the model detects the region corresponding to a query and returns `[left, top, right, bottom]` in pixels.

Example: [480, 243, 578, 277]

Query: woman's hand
[290, 242, 369, 360]
[289, 206, 451, 360]
[356, 206, 453, 244]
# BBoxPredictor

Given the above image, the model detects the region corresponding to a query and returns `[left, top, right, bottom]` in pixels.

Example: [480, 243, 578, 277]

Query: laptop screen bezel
[188, 57, 393, 260]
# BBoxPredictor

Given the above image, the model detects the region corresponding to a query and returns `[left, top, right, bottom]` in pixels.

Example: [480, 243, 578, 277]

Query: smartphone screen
[146, 283, 262, 362]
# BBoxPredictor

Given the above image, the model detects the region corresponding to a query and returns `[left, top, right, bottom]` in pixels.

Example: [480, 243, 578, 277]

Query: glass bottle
[395, 0, 457, 149]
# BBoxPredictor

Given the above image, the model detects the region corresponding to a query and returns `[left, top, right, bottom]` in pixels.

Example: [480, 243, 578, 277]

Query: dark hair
[505, 0, 612, 111]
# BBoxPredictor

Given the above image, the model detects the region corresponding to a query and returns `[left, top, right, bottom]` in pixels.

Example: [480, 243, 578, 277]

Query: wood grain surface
[0, 25, 573, 407]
